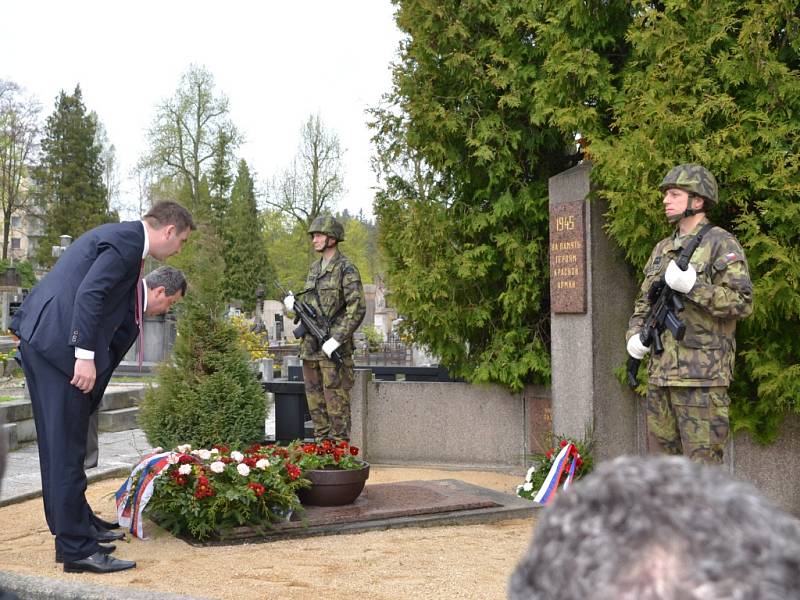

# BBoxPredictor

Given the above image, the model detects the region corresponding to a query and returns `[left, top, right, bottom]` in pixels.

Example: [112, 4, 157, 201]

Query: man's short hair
[509, 455, 800, 600]
[143, 201, 195, 233]
[145, 265, 187, 297]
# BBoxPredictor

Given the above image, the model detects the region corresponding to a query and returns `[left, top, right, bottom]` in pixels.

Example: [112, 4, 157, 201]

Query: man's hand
[71, 358, 96, 393]
[626, 334, 650, 360]
[283, 294, 295, 312]
[322, 337, 341, 358]
[665, 260, 697, 293]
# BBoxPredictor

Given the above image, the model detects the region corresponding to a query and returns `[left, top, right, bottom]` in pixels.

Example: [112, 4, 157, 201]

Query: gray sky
[2, 1, 403, 220]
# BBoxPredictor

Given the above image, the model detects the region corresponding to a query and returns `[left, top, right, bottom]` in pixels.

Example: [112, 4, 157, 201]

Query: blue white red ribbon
[532, 443, 576, 505]
[115, 450, 174, 539]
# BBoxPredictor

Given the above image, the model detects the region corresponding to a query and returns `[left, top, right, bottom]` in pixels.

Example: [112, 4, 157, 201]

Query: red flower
[322, 439, 333, 450]
[285, 463, 301, 481]
[349, 446, 359, 456]
[560, 440, 568, 448]
[220, 457, 234, 464]
[175, 475, 188, 486]
[213, 445, 229, 454]
[337, 440, 349, 449]
[546, 450, 553, 460]
[178, 454, 194, 464]
[243, 457, 258, 468]
[248, 482, 266, 497]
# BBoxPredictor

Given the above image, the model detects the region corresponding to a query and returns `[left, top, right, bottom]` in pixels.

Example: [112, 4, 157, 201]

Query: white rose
[256, 458, 269, 470]
[231, 451, 244, 463]
[167, 453, 180, 465]
[176, 444, 192, 453]
[197, 449, 212, 460]
[523, 482, 533, 492]
[210, 461, 226, 474]
[526, 466, 537, 482]
[210, 448, 220, 455]
[237, 463, 251, 477]
[178, 464, 192, 475]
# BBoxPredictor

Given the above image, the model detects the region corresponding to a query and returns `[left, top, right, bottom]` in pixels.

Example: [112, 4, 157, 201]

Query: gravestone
[548, 162, 645, 460]
[261, 300, 286, 341]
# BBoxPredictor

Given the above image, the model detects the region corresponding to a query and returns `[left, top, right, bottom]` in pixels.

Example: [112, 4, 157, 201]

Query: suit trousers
[18, 340, 101, 562]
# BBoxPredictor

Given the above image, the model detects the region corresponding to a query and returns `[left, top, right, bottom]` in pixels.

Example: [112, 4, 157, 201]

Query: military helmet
[308, 215, 345, 242]
[658, 164, 718, 205]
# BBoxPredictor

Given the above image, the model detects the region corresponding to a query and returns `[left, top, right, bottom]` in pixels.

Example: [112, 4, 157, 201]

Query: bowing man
[10, 201, 193, 574]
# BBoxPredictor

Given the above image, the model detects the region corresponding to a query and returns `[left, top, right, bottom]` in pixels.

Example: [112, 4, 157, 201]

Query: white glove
[664, 260, 697, 294]
[626, 334, 650, 360]
[283, 294, 295, 312]
[322, 337, 341, 358]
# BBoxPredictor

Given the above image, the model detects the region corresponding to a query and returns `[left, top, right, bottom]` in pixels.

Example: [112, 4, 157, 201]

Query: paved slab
[187, 478, 538, 546]
[0, 429, 150, 506]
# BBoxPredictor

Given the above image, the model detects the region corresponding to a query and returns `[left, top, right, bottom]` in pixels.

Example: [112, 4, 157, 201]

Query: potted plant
[285, 439, 370, 506]
[134, 443, 309, 541]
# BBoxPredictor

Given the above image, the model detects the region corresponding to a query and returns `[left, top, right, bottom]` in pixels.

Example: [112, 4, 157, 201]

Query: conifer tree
[139, 214, 268, 449]
[33, 85, 117, 266]
[374, 0, 799, 439]
[208, 128, 235, 228]
[222, 160, 275, 311]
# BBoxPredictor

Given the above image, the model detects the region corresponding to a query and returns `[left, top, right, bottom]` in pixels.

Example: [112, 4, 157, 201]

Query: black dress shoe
[63, 552, 135, 574]
[56, 543, 115, 564]
[92, 515, 120, 530]
[92, 526, 125, 543]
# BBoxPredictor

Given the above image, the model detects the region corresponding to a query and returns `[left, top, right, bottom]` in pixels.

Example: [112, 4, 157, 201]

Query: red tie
[135, 260, 144, 369]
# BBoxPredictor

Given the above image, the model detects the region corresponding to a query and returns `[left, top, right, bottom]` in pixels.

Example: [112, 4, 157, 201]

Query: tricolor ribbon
[533, 443, 577, 505]
[115, 450, 174, 539]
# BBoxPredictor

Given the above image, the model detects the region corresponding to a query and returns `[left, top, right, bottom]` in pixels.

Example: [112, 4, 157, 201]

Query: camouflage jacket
[626, 218, 753, 387]
[298, 248, 366, 360]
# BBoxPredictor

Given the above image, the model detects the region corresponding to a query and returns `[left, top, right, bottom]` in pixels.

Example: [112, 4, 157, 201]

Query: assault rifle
[275, 281, 344, 368]
[626, 224, 712, 389]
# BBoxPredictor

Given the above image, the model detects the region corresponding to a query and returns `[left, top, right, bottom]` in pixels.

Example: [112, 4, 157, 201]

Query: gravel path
[0, 467, 536, 600]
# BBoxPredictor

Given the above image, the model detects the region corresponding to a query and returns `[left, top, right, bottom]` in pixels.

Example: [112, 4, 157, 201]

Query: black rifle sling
[674, 222, 714, 271]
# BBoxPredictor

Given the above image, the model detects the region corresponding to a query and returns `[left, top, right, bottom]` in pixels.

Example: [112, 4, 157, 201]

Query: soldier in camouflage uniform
[626, 164, 753, 463]
[284, 215, 366, 441]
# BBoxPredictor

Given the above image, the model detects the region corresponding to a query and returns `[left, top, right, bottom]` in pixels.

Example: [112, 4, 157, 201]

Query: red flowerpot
[298, 461, 370, 506]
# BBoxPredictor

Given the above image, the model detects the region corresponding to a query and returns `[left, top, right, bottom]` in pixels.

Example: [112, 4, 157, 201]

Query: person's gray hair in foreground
[508, 455, 800, 600]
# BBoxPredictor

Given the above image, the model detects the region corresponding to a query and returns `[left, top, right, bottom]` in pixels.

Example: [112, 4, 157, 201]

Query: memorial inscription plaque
[549, 200, 586, 313]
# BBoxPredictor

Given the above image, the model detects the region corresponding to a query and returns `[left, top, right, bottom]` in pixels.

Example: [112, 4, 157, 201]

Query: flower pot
[298, 461, 370, 506]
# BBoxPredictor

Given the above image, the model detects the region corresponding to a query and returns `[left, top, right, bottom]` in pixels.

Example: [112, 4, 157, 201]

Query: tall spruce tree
[222, 160, 274, 311]
[208, 128, 235, 229]
[33, 85, 117, 266]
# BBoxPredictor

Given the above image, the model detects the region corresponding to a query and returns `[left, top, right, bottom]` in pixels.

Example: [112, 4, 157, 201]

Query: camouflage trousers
[302, 358, 355, 441]
[646, 385, 730, 463]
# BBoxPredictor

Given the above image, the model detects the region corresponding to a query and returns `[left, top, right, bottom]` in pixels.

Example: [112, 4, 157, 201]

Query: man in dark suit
[84, 264, 188, 513]
[10, 201, 194, 574]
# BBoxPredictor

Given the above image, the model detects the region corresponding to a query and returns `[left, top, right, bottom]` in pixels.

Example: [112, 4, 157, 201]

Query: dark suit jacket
[11, 221, 144, 379]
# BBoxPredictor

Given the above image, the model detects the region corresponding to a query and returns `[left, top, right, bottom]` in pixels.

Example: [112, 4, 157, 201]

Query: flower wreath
[517, 435, 593, 505]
